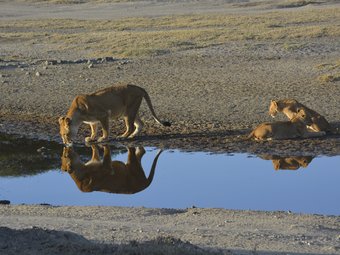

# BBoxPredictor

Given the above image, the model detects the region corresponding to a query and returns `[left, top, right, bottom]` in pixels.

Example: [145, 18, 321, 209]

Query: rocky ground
[0, 0, 340, 254]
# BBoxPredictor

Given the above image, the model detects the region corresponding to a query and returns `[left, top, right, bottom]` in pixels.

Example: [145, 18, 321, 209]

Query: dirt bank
[1, 1, 340, 254]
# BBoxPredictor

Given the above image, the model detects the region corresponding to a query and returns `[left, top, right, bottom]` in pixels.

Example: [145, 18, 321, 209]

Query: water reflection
[61, 145, 162, 194]
[259, 155, 314, 170]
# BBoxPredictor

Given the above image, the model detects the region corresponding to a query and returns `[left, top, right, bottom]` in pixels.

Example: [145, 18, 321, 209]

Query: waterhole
[0, 135, 339, 215]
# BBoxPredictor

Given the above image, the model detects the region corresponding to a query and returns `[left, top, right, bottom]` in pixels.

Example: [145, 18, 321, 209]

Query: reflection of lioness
[269, 99, 333, 133]
[248, 109, 326, 141]
[61, 145, 162, 194]
[260, 155, 314, 170]
[59, 83, 171, 145]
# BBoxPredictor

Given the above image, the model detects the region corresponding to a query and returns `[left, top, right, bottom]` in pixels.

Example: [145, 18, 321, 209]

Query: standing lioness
[59, 83, 171, 145]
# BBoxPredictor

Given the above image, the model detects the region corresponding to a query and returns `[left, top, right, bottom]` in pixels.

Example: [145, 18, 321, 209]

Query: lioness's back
[90, 83, 144, 97]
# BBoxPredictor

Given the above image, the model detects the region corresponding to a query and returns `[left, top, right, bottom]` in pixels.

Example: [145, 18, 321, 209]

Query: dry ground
[0, 0, 340, 254]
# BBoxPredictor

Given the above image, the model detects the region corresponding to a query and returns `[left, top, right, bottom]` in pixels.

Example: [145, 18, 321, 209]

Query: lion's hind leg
[118, 116, 135, 138]
[129, 115, 144, 138]
[119, 98, 143, 139]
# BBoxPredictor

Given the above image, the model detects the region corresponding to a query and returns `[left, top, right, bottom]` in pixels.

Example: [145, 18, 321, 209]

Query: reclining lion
[59, 83, 171, 146]
[248, 108, 326, 141]
[269, 99, 334, 133]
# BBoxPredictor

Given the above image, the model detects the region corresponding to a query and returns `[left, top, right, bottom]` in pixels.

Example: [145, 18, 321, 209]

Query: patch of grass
[0, 7, 339, 58]
[316, 60, 340, 70]
[316, 59, 340, 83]
[282, 42, 306, 51]
[318, 73, 340, 83]
[275, 0, 319, 9]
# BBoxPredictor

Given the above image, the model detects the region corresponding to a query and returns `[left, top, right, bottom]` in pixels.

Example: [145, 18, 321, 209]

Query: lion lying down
[59, 83, 171, 145]
[269, 99, 334, 133]
[248, 108, 326, 141]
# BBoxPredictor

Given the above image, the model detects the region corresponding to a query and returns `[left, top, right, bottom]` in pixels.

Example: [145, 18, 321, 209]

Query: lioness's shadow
[61, 145, 162, 194]
[259, 155, 314, 171]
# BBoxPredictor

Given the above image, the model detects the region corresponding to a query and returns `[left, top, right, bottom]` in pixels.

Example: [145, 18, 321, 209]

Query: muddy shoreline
[1, 1, 340, 254]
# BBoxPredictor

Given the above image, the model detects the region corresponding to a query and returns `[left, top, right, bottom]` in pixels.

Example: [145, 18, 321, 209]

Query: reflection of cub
[61, 145, 162, 194]
[260, 155, 314, 170]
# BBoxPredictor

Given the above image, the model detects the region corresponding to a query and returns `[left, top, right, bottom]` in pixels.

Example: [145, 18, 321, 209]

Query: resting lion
[248, 108, 326, 141]
[61, 145, 162, 194]
[269, 99, 333, 133]
[59, 83, 171, 145]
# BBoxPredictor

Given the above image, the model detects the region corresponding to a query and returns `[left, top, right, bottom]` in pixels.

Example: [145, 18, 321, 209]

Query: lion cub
[59, 83, 171, 145]
[248, 108, 326, 141]
[269, 99, 333, 133]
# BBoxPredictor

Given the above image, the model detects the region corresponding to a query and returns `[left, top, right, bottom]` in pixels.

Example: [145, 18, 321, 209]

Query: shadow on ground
[0, 226, 328, 255]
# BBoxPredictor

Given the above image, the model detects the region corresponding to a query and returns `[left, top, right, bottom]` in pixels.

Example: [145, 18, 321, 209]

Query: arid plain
[0, 0, 340, 254]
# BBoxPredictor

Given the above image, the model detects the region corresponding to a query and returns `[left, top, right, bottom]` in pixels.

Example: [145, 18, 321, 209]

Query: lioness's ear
[271, 100, 277, 106]
[58, 117, 64, 124]
[79, 102, 89, 112]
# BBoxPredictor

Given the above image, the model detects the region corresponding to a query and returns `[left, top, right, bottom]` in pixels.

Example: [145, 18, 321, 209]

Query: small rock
[25, 72, 30, 75]
[35, 71, 41, 77]
[37, 146, 47, 153]
[88, 63, 94, 69]
[0, 200, 10, 205]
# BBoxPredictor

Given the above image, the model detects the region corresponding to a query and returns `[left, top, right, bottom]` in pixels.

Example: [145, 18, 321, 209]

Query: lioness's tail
[143, 90, 171, 127]
[245, 130, 255, 141]
[145, 149, 163, 188]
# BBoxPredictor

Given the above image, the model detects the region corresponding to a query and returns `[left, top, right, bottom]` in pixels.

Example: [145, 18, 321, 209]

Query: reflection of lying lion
[61, 145, 162, 194]
[248, 109, 326, 141]
[269, 99, 334, 133]
[260, 155, 314, 170]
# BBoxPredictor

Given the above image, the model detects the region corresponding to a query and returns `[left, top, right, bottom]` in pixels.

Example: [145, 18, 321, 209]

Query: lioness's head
[292, 108, 313, 126]
[61, 146, 72, 172]
[60, 146, 81, 173]
[269, 100, 279, 118]
[58, 116, 76, 146]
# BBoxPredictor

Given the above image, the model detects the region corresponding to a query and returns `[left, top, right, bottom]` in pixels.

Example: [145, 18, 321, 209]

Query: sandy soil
[1, 0, 340, 254]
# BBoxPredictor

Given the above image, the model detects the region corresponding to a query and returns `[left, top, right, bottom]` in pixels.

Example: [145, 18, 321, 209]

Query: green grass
[0, 8, 339, 58]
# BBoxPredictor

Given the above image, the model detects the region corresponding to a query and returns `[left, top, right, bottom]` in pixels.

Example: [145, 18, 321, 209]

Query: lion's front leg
[85, 122, 98, 143]
[302, 130, 326, 138]
[98, 117, 110, 143]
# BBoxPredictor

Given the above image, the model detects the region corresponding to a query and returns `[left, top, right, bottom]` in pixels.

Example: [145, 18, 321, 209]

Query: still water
[0, 144, 339, 216]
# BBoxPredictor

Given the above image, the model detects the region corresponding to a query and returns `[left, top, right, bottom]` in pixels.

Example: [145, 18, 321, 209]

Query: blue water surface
[0, 148, 339, 215]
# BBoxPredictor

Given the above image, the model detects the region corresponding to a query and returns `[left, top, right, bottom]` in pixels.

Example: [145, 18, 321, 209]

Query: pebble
[0, 200, 10, 205]
[35, 71, 41, 77]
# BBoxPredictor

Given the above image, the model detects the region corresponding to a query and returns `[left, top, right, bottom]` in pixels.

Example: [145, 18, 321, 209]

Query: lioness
[61, 145, 162, 194]
[248, 108, 326, 141]
[59, 83, 171, 145]
[269, 99, 333, 133]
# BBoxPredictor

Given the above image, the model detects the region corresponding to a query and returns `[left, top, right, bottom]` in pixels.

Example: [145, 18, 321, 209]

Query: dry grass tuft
[316, 59, 340, 83]
[0, 7, 339, 58]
